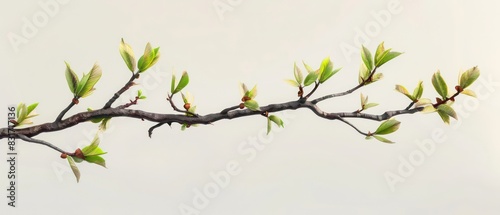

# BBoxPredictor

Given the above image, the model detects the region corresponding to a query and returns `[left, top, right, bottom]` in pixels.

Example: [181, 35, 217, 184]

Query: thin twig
[17, 134, 74, 155]
[55, 99, 76, 122]
[220, 105, 240, 114]
[335, 117, 369, 136]
[312, 67, 377, 104]
[304, 81, 320, 99]
[166, 94, 199, 117]
[103, 72, 139, 109]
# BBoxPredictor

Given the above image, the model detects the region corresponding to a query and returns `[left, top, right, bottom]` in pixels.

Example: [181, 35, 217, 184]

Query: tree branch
[55, 99, 77, 122]
[17, 134, 74, 156]
[102, 72, 139, 109]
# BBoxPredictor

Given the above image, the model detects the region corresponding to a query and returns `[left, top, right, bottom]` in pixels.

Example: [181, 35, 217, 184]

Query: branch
[0, 100, 423, 141]
[312, 67, 377, 104]
[55, 99, 77, 122]
[102, 72, 139, 109]
[17, 134, 74, 156]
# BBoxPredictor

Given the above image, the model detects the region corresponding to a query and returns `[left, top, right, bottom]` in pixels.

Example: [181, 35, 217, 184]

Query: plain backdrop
[1, 0, 500, 214]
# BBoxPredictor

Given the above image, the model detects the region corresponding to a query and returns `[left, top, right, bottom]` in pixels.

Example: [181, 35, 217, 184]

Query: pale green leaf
[27, 103, 38, 115]
[374, 42, 386, 66]
[361, 45, 373, 71]
[267, 117, 271, 135]
[432, 71, 448, 99]
[285, 79, 300, 87]
[364, 103, 379, 109]
[377, 51, 402, 67]
[459, 66, 480, 89]
[437, 110, 450, 124]
[85, 155, 106, 168]
[374, 118, 401, 135]
[170, 73, 176, 93]
[420, 105, 436, 113]
[81, 135, 100, 156]
[67, 156, 80, 183]
[78, 63, 102, 98]
[358, 63, 370, 84]
[412, 81, 424, 100]
[318, 57, 334, 83]
[302, 61, 315, 73]
[293, 62, 303, 84]
[269, 115, 284, 127]
[437, 104, 458, 120]
[415, 98, 432, 107]
[173, 71, 189, 94]
[303, 70, 319, 86]
[461, 89, 476, 97]
[395, 84, 412, 100]
[246, 85, 258, 99]
[373, 135, 395, 143]
[64, 61, 79, 94]
[119, 38, 136, 72]
[244, 99, 260, 111]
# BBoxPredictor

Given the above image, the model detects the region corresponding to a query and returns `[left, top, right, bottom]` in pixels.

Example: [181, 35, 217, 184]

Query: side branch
[102, 72, 139, 109]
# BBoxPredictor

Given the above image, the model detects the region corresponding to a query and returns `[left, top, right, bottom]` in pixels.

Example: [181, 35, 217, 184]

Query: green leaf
[318, 57, 333, 82]
[412, 81, 424, 100]
[75, 72, 90, 97]
[64, 61, 79, 94]
[67, 156, 80, 183]
[374, 42, 386, 65]
[244, 99, 260, 111]
[395, 85, 413, 100]
[81, 135, 100, 156]
[173, 71, 189, 94]
[361, 45, 373, 71]
[302, 61, 315, 73]
[269, 115, 284, 127]
[437, 104, 457, 120]
[79, 63, 102, 98]
[303, 70, 319, 86]
[377, 51, 402, 67]
[246, 85, 258, 99]
[85, 155, 106, 168]
[240, 83, 249, 96]
[170, 73, 176, 93]
[293, 62, 303, 84]
[358, 63, 370, 84]
[364, 103, 379, 109]
[119, 38, 136, 72]
[374, 118, 401, 135]
[27, 103, 38, 115]
[285, 79, 300, 87]
[373, 135, 394, 143]
[437, 109, 450, 124]
[99, 117, 111, 131]
[415, 98, 432, 107]
[461, 89, 476, 97]
[360, 93, 368, 106]
[420, 105, 436, 113]
[432, 71, 448, 99]
[459, 66, 480, 89]
[16, 103, 27, 126]
[138, 42, 160, 72]
[267, 117, 272, 135]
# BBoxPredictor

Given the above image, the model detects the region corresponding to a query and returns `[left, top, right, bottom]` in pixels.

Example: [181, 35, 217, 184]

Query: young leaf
[27, 103, 38, 115]
[374, 118, 401, 135]
[358, 63, 370, 84]
[302, 61, 315, 73]
[432, 71, 448, 99]
[395, 85, 413, 100]
[173, 71, 189, 94]
[373, 135, 394, 144]
[244, 99, 260, 111]
[376, 51, 402, 67]
[303, 70, 319, 86]
[99, 117, 111, 131]
[374, 42, 386, 65]
[16, 103, 27, 126]
[364, 103, 379, 109]
[269, 115, 284, 127]
[412, 81, 424, 100]
[170, 73, 176, 93]
[67, 156, 81, 183]
[360, 93, 368, 106]
[459, 66, 480, 89]
[437, 110, 450, 124]
[138, 43, 160, 72]
[267, 117, 272, 135]
[293, 62, 303, 84]
[285, 79, 300, 87]
[361, 45, 373, 71]
[85, 155, 106, 168]
[415, 98, 432, 107]
[246, 85, 258, 99]
[81, 135, 100, 156]
[318, 57, 333, 82]
[420, 105, 437, 113]
[64, 61, 79, 94]
[240, 82, 249, 96]
[460, 89, 476, 97]
[437, 104, 458, 120]
[79, 63, 102, 98]
[119, 38, 136, 72]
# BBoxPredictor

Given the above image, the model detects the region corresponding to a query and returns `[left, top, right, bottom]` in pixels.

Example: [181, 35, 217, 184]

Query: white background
[1, 0, 500, 214]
